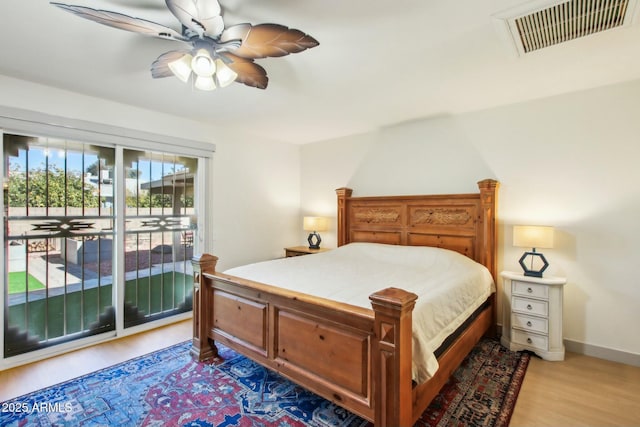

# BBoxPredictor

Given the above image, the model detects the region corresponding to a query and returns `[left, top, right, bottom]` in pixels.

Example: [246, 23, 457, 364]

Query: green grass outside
[8, 271, 46, 294]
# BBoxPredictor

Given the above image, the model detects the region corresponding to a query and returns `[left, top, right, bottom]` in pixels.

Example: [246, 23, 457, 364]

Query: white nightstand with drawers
[500, 271, 567, 361]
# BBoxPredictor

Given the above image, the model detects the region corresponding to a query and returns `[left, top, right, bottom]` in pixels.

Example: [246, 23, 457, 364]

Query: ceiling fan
[50, 0, 319, 91]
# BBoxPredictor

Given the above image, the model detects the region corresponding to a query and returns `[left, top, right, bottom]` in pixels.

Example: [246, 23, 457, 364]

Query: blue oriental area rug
[0, 339, 529, 427]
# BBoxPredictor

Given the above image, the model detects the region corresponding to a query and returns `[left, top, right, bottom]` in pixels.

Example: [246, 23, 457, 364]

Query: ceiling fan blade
[165, 0, 224, 38]
[222, 23, 319, 59]
[151, 49, 191, 78]
[219, 23, 251, 43]
[222, 53, 268, 89]
[51, 2, 189, 42]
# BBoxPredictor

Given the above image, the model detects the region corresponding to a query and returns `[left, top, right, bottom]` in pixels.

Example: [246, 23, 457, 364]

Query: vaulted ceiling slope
[1, 0, 640, 144]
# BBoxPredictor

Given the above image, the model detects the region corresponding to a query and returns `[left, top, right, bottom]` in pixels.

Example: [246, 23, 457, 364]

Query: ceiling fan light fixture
[52, 1, 320, 92]
[191, 49, 215, 77]
[167, 53, 193, 83]
[194, 75, 217, 91]
[214, 59, 238, 87]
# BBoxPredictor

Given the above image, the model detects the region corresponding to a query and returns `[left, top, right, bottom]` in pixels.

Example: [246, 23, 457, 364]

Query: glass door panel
[3, 135, 115, 357]
[122, 150, 196, 328]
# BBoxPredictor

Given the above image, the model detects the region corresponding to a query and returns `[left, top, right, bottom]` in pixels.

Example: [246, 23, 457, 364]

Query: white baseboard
[497, 324, 640, 367]
[564, 339, 640, 368]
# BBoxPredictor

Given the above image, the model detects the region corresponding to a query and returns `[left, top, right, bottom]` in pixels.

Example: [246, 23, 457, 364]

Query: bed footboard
[191, 255, 418, 426]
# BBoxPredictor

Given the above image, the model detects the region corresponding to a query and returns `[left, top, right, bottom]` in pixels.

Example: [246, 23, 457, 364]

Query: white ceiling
[1, 0, 640, 144]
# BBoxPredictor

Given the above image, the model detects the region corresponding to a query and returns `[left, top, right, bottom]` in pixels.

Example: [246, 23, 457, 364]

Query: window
[1, 108, 213, 365]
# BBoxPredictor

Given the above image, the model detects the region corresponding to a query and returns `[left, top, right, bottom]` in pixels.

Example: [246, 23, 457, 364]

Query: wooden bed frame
[191, 179, 498, 426]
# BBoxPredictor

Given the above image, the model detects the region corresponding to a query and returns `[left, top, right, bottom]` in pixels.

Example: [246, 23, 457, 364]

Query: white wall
[0, 75, 300, 271]
[300, 79, 640, 360]
[211, 136, 300, 270]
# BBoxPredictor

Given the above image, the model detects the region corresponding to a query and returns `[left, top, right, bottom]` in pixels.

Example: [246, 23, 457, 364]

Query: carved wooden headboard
[336, 179, 499, 281]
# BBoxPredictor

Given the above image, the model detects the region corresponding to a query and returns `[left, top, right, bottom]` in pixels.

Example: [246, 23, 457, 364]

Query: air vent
[493, 0, 640, 55]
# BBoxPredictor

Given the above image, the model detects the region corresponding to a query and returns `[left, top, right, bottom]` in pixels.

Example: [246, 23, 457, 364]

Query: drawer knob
[527, 304, 533, 310]
[527, 321, 532, 327]
[527, 338, 533, 344]
[527, 287, 533, 293]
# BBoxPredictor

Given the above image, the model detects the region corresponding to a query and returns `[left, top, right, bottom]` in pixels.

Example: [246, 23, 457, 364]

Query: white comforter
[224, 242, 495, 383]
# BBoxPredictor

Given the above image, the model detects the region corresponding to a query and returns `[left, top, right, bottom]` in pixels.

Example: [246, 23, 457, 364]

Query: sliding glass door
[3, 134, 201, 358]
[122, 150, 196, 328]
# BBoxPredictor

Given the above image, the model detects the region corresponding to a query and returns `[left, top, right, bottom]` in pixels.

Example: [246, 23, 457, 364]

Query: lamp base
[519, 251, 549, 278]
[523, 270, 544, 278]
[307, 232, 321, 250]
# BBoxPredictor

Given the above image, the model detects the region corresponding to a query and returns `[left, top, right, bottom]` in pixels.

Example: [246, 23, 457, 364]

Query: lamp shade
[168, 54, 193, 83]
[191, 49, 216, 77]
[214, 59, 238, 87]
[513, 225, 554, 249]
[194, 75, 216, 91]
[303, 216, 328, 232]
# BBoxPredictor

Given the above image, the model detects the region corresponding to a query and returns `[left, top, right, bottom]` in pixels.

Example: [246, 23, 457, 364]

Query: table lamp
[513, 225, 554, 277]
[303, 216, 328, 249]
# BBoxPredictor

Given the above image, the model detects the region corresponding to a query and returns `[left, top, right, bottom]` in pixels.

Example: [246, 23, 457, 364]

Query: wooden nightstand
[284, 246, 330, 257]
[500, 271, 567, 361]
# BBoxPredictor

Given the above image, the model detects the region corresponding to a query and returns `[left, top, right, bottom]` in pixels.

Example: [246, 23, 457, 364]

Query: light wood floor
[510, 350, 640, 426]
[0, 320, 193, 402]
[1, 321, 639, 426]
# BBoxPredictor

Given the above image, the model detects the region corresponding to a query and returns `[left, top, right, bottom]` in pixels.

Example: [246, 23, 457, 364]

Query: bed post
[477, 179, 499, 334]
[369, 287, 418, 427]
[477, 179, 498, 281]
[336, 187, 353, 247]
[191, 253, 218, 361]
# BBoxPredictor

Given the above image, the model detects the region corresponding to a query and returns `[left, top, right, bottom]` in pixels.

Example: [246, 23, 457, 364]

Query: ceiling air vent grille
[493, 0, 639, 55]
[516, 0, 629, 53]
